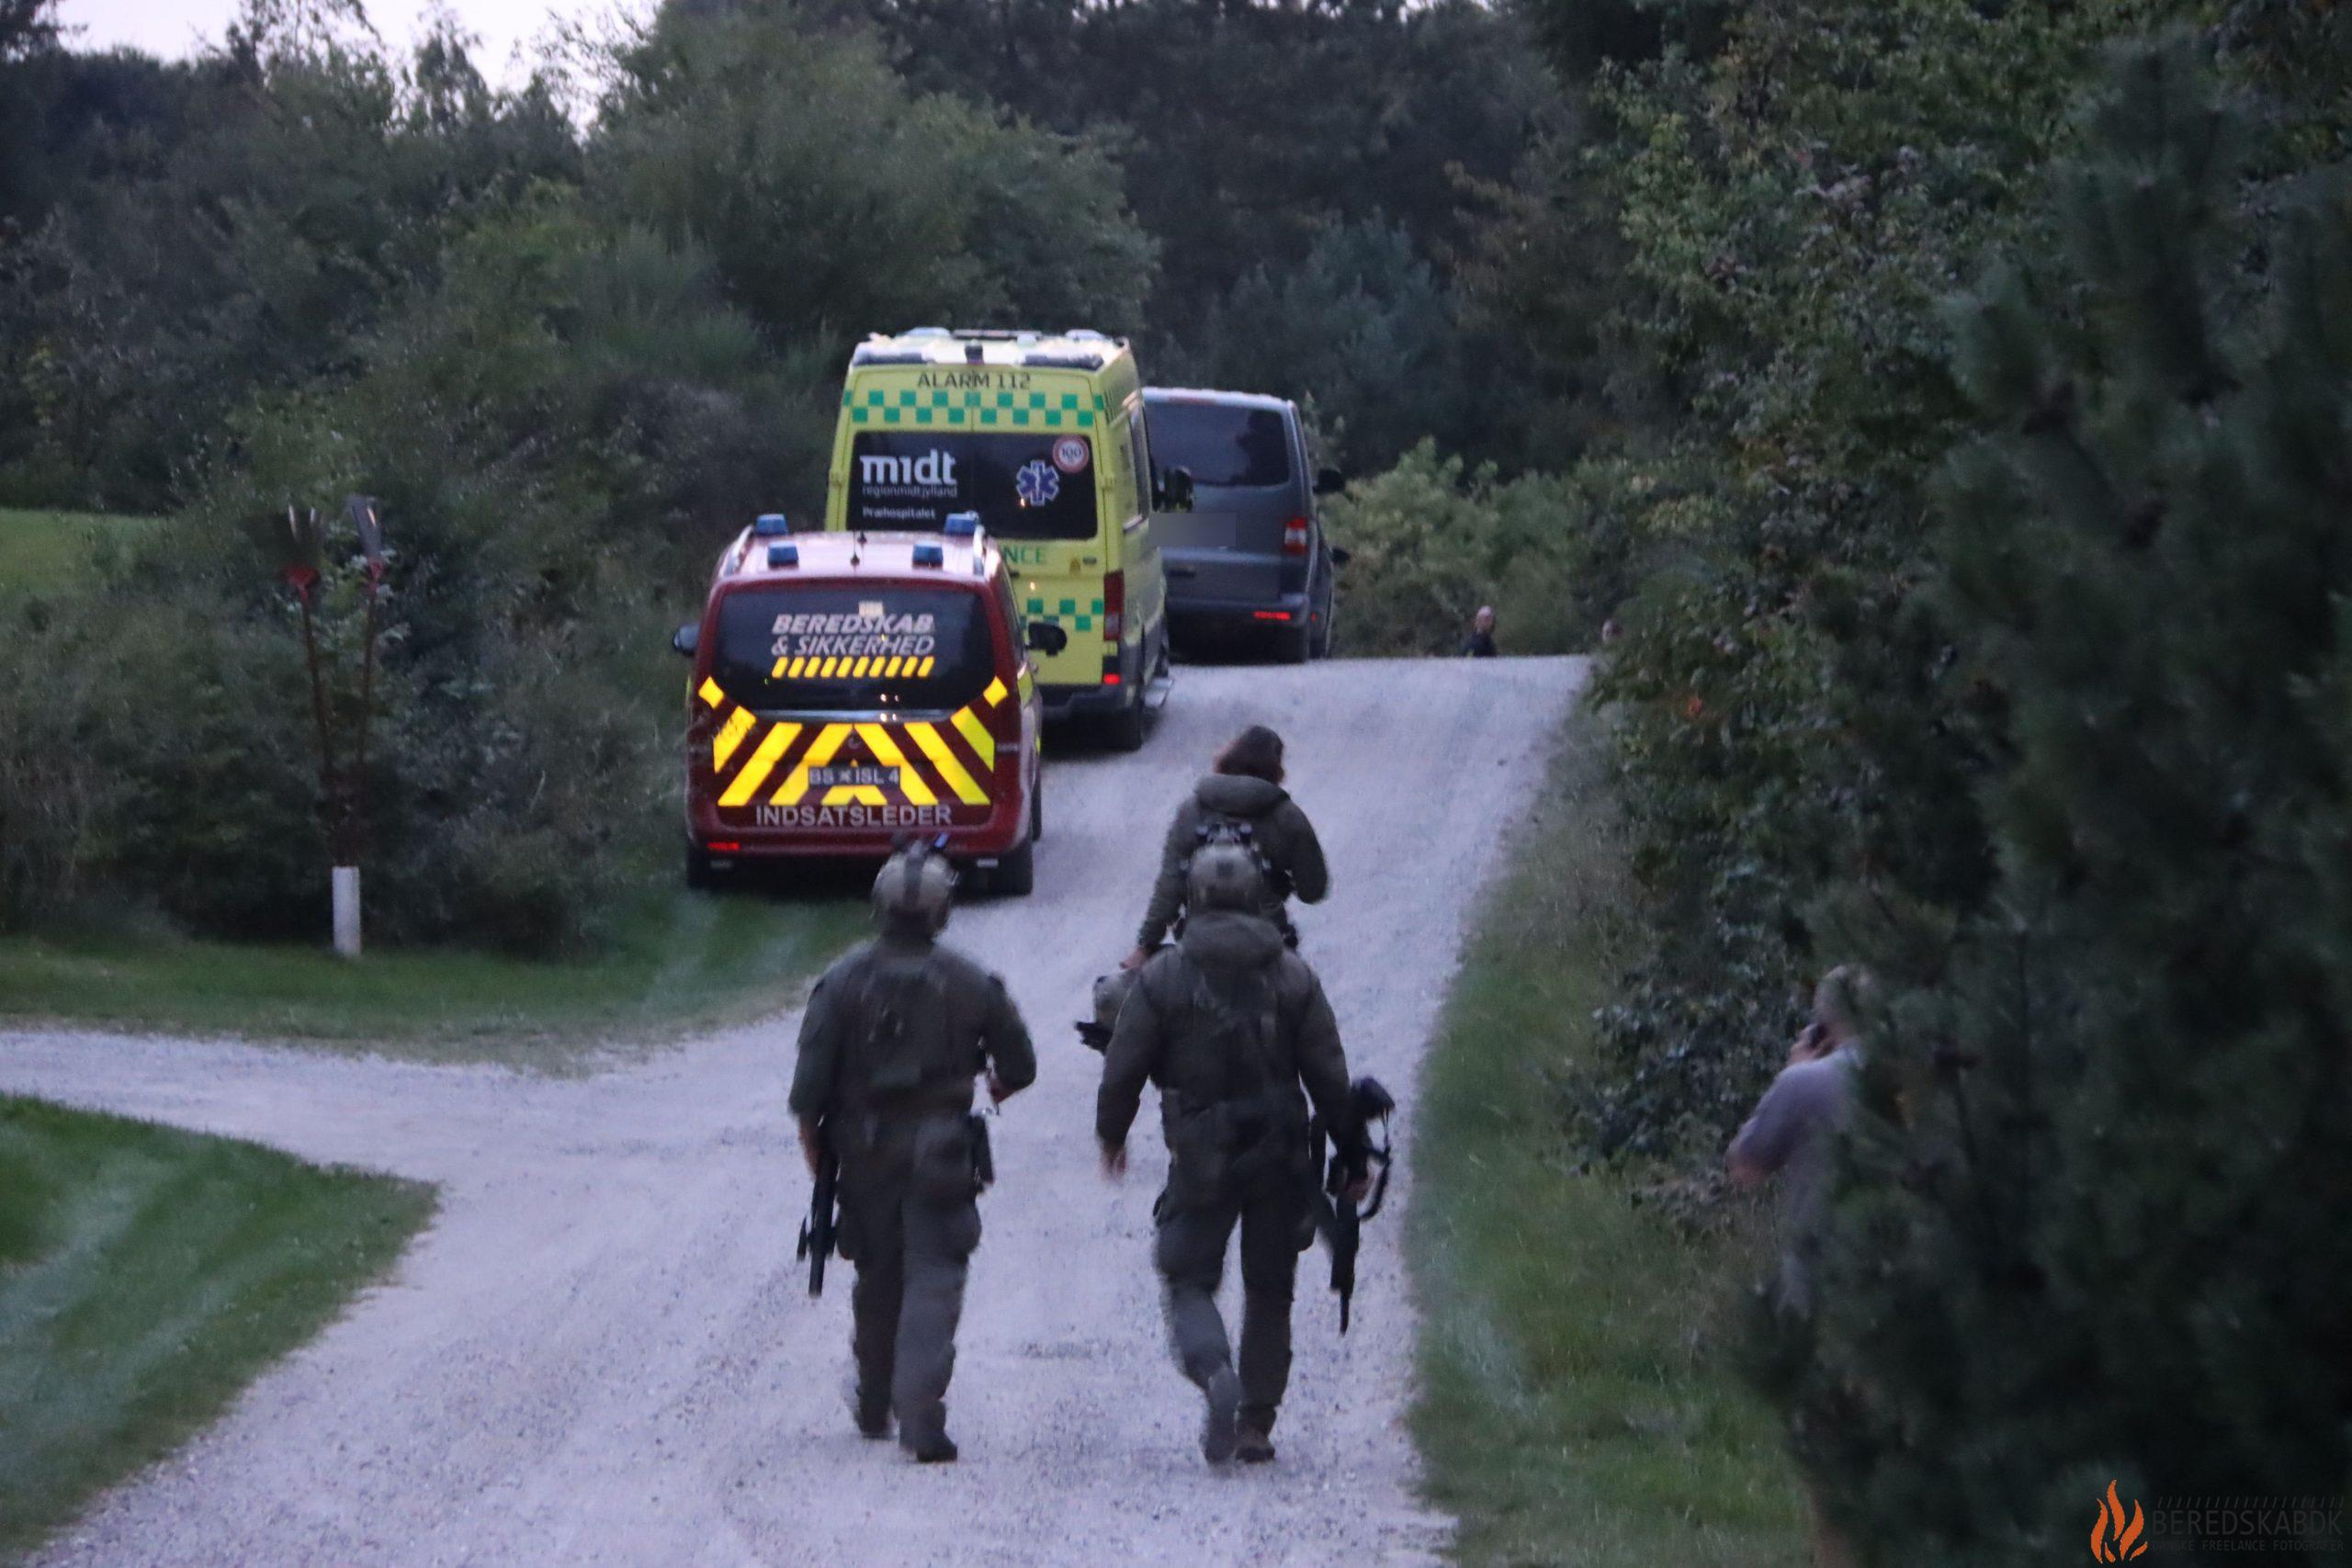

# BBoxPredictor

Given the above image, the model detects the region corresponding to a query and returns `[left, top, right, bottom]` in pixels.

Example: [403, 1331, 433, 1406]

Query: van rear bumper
[1168, 589, 1311, 628]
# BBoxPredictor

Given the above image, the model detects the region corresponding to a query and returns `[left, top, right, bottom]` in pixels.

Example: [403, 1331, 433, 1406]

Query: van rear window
[1146, 402, 1293, 488]
[713, 585, 995, 713]
[848, 432, 1098, 541]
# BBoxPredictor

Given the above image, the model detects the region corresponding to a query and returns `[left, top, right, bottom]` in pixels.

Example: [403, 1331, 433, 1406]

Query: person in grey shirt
[1727, 966, 1868, 1315]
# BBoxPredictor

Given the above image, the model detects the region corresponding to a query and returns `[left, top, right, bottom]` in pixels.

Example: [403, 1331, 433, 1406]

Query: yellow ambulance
[823, 328, 1180, 749]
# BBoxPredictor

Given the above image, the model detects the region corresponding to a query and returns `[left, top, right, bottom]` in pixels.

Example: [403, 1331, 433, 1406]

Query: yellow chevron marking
[917, 656, 935, 678]
[883, 655, 903, 679]
[855, 725, 937, 807]
[952, 706, 993, 766]
[785, 657, 804, 678]
[856, 656, 876, 677]
[697, 678, 725, 709]
[712, 706, 758, 770]
[982, 676, 1009, 707]
[907, 722, 988, 806]
[771, 658, 789, 679]
[718, 722, 800, 807]
[774, 723, 850, 805]
[821, 784, 888, 807]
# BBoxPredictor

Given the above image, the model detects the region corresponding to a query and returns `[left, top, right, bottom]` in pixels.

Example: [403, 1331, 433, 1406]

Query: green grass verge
[0, 1096, 433, 1560]
[1408, 705, 1808, 1567]
[0, 510, 158, 593]
[0, 886, 865, 1066]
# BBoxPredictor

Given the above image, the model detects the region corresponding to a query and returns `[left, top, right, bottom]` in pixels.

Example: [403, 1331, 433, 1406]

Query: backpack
[1181, 955, 1298, 1184]
[1192, 809, 1271, 875]
[1174, 812, 1295, 942]
[846, 950, 956, 1102]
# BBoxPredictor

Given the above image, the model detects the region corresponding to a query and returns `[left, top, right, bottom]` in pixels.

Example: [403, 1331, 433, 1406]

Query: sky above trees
[62, 0, 622, 84]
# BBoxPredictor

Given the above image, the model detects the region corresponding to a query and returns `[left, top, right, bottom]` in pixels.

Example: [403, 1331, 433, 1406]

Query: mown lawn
[1408, 707, 1807, 1568]
[0, 509, 158, 593]
[0, 886, 865, 1066]
[0, 1097, 433, 1560]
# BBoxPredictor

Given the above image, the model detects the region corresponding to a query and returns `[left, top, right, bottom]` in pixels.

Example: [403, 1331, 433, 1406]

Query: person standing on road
[1123, 725, 1328, 970]
[1461, 604, 1498, 658]
[789, 843, 1036, 1463]
[1097, 841, 1369, 1465]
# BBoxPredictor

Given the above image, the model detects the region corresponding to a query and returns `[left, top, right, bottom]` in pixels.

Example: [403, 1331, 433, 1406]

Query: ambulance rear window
[713, 584, 996, 714]
[847, 432, 1099, 541]
[1146, 402, 1293, 489]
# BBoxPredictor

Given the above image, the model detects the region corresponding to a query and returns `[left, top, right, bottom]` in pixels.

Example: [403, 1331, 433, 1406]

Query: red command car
[671, 513, 1059, 894]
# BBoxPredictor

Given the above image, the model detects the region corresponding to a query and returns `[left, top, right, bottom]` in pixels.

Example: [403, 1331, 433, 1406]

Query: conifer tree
[1768, 43, 2352, 1560]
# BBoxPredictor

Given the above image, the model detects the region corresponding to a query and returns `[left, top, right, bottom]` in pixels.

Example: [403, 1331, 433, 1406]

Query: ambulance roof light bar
[753, 513, 791, 536]
[767, 542, 799, 568]
[910, 542, 944, 568]
[944, 512, 981, 537]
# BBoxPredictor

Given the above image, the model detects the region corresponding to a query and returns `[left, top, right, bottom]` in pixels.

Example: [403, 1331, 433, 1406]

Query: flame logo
[2091, 1480, 2148, 1561]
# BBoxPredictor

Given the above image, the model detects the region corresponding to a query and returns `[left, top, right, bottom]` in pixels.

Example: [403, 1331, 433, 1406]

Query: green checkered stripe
[843, 389, 1109, 428]
[1026, 594, 1106, 635]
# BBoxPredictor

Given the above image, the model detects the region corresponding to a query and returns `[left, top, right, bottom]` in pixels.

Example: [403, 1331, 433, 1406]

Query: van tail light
[1102, 570, 1125, 641]
[1282, 517, 1309, 558]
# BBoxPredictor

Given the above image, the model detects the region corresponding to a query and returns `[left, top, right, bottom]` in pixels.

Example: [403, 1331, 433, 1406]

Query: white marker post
[257, 498, 388, 963]
[332, 865, 362, 959]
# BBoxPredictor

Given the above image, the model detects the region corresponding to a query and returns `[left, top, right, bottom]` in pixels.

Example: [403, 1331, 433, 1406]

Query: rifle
[797, 1133, 839, 1297]
[1311, 1076, 1396, 1334]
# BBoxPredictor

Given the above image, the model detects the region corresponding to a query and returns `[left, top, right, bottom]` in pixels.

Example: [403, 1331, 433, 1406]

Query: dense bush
[1321, 443, 1695, 659]
[1499, 0, 2351, 1165]
[1767, 53, 2352, 1553]
[0, 583, 317, 931]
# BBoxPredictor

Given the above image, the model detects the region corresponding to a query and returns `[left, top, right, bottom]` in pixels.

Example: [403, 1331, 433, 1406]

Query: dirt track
[0, 655, 1587, 1567]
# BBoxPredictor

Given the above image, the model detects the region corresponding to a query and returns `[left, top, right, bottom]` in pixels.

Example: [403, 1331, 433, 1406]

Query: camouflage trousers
[838, 1122, 984, 1448]
[1153, 1173, 1307, 1434]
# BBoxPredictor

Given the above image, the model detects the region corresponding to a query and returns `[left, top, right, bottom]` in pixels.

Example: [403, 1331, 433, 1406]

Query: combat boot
[902, 1429, 959, 1464]
[1201, 1367, 1241, 1464]
[845, 1379, 892, 1439]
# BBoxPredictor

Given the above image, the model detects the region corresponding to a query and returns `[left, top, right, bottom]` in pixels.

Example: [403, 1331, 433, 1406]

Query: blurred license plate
[808, 766, 899, 789]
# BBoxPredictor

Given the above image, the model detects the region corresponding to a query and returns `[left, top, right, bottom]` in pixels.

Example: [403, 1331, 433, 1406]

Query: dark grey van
[1143, 389, 1341, 662]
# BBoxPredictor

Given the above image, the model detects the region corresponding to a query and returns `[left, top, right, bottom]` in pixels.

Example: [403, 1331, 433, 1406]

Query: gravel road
[1, 655, 1587, 1568]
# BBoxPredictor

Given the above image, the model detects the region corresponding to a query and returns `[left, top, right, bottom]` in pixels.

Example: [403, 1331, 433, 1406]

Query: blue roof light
[767, 543, 799, 568]
[753, 513, 791, 536]
[911, 542, 944, 568]
[944, 512, 980, 537]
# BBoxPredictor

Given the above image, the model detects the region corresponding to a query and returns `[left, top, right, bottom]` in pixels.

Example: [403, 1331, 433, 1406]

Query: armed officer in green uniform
[790, 843, 1036, 1462]
[1097, 841, 1369, 1465]
[1122, 724, 1328, 970]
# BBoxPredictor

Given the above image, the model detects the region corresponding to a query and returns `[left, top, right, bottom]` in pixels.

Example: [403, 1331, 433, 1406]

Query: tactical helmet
[1186, 840, 1264, 914]
[873, 843, 956, 933]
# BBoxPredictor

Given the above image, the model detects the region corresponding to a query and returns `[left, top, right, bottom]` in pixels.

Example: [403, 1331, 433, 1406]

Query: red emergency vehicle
[673, 513, 1056, 893]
